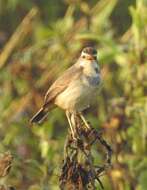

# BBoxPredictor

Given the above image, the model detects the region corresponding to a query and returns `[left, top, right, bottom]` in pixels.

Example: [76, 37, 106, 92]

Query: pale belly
[54, 80, 98, 112]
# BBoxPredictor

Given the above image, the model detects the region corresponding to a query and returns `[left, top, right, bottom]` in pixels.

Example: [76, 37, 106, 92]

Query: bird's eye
[82, 55, 86, 58]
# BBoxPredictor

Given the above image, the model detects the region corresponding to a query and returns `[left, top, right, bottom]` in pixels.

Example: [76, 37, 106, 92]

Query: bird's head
[80, 47, 97, 61]
[78, 47, 100, 76]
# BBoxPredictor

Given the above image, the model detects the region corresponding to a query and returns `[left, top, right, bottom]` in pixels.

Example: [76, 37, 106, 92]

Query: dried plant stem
[0, 7, 39, 70]
[60, 114, 112, 190]
[0, 152, 15, 190]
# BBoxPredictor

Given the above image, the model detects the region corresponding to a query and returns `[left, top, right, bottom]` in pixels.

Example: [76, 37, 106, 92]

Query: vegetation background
[0, 0, 147, 189]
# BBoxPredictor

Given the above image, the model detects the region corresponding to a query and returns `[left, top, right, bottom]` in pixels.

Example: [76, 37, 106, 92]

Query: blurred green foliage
[0, 0, 147, 189]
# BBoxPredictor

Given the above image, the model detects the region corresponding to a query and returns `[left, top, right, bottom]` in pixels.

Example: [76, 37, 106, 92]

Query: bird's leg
[71, 112, 77, 132]
[79, 112, 91, 129]
[66, 111, 76, 140]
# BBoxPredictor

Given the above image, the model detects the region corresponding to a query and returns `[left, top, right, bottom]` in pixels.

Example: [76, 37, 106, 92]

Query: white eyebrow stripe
[81, 52, 97, 57]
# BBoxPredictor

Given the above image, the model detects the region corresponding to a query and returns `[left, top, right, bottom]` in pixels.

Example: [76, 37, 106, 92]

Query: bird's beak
[86, 55, 97, 61]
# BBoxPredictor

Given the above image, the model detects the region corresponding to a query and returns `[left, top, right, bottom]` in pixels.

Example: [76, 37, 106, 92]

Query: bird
[30, 47, 101, 139]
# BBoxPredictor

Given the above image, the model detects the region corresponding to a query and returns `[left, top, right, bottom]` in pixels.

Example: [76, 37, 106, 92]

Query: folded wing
[43, 65, 83, 108]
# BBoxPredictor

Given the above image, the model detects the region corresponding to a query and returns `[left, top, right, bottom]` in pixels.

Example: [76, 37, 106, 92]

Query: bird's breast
[54, 76, 100, 112]
[82, 74, 101, 86]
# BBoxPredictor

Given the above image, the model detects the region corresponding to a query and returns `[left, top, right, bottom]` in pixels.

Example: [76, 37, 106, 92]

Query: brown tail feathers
[30, 107, 48, 123]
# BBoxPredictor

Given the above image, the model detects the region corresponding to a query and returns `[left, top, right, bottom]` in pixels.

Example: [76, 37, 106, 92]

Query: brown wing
[43, 65, 83, 107]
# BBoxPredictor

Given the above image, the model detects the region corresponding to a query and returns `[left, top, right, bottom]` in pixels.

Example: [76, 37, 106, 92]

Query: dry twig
[0, 152, 13, 178]
[59, 114, 112, 190]
[0, 7, 39, 69]
[0, 152, 15, 190]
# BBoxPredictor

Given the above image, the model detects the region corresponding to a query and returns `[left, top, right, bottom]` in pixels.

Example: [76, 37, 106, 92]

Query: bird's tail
[30, 107, 48, 124]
